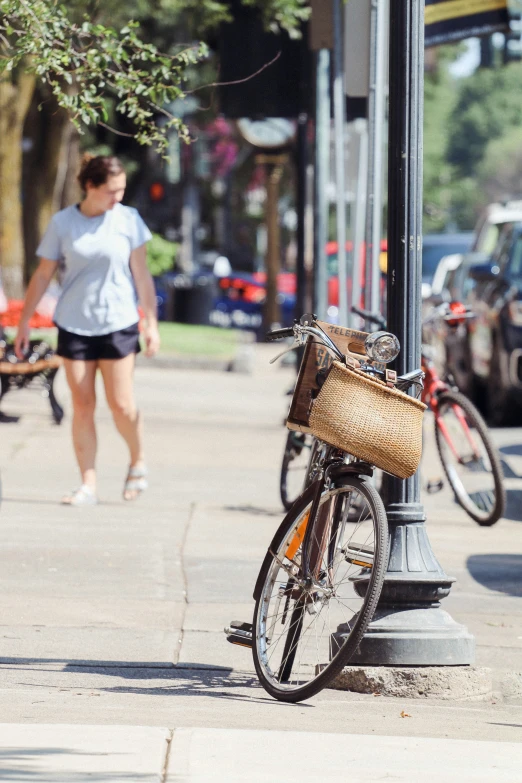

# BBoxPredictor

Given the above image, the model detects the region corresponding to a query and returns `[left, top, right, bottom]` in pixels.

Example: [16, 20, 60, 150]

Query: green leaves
[0, 0, 205, 154]
[0, 0, 309, 153]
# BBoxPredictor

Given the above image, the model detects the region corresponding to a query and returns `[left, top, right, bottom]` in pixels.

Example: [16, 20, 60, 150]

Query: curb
[137, 332, 256, 373]
[136, 354, 233, 371]
[331, 666, 522, 702]
[331, 665, 493, 700]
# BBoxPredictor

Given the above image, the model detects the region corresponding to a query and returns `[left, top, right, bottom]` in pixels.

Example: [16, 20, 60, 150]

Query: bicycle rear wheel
[253, 476, 388, 702]
[280, 431, 317, 511]
[434, 389, 505, 526]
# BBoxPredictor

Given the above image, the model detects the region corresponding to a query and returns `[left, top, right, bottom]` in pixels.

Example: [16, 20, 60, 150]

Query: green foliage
[423, 52, 459, 232]
[157, 321, 240, 357]
[147, 232, 179, 276]
[447, 61, 522, 178]
[0, 1, 205, 153]
[242, 0, 310, 38]
[423, 53, 522, 232]
[478, 126, 522, 204]
[0, 0, 310, 153]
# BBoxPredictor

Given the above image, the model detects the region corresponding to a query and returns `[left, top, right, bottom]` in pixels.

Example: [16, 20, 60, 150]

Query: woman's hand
[143, 321, 160, 357]
[14, 321, 30, 360]
[12, 259, 57, 360]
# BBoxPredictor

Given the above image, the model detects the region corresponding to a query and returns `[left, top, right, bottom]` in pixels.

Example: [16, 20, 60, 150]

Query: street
[0, 348, 521, 781]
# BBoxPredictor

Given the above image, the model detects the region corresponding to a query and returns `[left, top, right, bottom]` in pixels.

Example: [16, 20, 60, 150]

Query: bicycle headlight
[365, 331, 400, 364]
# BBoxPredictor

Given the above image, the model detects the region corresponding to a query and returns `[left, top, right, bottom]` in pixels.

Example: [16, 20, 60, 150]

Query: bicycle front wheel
[253, 476, 388, 702]
[434, 389, 505, 526]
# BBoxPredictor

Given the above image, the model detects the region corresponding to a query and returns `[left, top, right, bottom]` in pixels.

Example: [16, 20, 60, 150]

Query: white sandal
[61, 485, 98, 506]
[123, 465, 148, 501]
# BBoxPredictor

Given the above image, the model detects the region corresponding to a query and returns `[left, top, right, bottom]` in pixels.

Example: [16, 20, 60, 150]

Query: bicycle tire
[252, 475, 388, 702]
[434, 389, 505, 526]
[279, 431, 316, 511]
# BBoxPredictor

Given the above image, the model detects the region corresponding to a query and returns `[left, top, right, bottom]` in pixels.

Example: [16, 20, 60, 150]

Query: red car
[252, 239, 388, 309]
[325, 239, 388, 310]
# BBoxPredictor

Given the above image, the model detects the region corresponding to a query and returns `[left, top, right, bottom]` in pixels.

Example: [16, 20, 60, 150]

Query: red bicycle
[353, 303, 506, 526]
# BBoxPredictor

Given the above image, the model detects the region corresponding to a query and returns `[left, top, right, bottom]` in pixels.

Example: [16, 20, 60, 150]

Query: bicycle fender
[252, 469, 370, 602]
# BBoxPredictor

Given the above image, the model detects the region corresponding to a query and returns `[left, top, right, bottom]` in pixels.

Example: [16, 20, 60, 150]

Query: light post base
[332, 606, 474, 666]
[330, 663, 491, 700]
[335, 520, 476, 666]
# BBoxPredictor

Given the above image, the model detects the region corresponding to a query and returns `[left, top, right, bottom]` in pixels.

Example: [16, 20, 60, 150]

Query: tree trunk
[0, 69, 36, 298]
[59, 123, 81, 210]
[23, 87, 80, 281]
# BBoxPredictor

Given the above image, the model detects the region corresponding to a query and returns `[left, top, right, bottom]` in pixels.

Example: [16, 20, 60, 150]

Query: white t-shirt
[37, 203, 152, 336]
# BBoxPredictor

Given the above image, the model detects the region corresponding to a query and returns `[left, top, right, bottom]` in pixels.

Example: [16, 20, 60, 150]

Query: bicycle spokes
[435, 398, 499, 522]
[256, 486, 379, 691]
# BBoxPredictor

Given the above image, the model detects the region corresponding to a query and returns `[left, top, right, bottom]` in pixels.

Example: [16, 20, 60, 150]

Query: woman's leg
[98, 354, 144, 469]
[63, 358, 98, 491]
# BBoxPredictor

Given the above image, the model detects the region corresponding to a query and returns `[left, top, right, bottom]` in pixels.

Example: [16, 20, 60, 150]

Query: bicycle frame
[287, 453, 373, 583]
[266, 314, 421, 588]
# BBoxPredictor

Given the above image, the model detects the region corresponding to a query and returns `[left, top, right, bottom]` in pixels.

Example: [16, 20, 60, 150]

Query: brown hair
[78, 153, 124, 191]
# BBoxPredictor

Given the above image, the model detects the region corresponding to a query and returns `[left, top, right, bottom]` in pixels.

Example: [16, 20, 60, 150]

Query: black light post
[349, 0, 474, 665]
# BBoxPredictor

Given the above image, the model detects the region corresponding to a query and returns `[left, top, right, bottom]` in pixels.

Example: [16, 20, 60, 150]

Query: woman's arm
[14, 258, 57, 358]
[130, 244, 160, 357]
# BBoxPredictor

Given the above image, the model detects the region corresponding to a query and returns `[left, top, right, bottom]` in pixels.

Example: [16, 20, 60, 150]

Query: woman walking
[15, 154, 160, 505]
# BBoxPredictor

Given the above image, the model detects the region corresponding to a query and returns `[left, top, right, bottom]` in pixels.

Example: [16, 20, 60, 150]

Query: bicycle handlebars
[266, 319, 424, 392]
[351, 305, 387, 329]
[352, 301, 475, 330]
[265, 327, 294, 342]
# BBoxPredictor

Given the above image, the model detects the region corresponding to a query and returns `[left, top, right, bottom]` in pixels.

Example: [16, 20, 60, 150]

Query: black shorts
[56, 323, 141, 361]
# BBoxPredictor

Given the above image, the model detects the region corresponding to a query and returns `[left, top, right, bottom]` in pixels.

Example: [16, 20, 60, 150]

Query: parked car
[421, 232, 474, 300]
[463, 221, 522, 424]
[444, 200, 522, 304]
[210, 272, 293, 334]
[429, 202, 522, 411]
[472, 200, 522, 255]
[208, 240, 390, 337]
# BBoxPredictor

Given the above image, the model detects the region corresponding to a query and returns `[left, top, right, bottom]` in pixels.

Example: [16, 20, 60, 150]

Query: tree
[478, 127, 522, 204]
[0, 0, 310, 296]
[447, 61, 522, 179]
[423, 48, 460, 232]
[0, 65, 35, 297]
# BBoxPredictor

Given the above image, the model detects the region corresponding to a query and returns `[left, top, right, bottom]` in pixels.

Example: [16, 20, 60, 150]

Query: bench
[0, 335, 64, 424]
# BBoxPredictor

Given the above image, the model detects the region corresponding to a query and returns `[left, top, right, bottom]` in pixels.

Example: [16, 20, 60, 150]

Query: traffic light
[149, 182, 166, 202]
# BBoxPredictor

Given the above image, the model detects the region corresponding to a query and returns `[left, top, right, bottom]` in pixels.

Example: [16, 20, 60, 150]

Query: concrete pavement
[3, 724, 522, 782]
[0, 344, 521, 780]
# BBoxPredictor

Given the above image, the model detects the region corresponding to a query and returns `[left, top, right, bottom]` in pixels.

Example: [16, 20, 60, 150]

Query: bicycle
[280, 431, 321, 511]
[352, 303, 506, 526]
[227, 314, 424, 702]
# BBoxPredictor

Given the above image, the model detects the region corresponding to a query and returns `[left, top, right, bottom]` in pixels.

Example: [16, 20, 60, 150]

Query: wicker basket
[309, 361, 427, 479]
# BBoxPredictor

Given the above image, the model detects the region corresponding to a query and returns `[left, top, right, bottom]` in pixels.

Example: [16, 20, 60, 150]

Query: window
[476, 223, 500, 255]
[508, 236, 522, 282]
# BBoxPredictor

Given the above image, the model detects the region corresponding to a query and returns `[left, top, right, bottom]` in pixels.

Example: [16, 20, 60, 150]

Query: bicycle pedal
[224, 621, 253, 649]
[426, 478, 444, 494]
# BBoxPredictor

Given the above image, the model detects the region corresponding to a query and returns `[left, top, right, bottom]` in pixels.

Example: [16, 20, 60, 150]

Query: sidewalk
[0, 345, 521, 780]
[3, 724, 522, 782]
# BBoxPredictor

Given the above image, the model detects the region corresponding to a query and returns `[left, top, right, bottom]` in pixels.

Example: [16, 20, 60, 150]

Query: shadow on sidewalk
[467, 554, 522, 597]
[498, 445, 522, 522]
[0, 749, 152, 782]
[224, 504, 282, 517]
[0, 412, 20, 424]
[504, 490, 522, 522]
[0, 659, 305, 707]
[0, 497, 127, 508]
